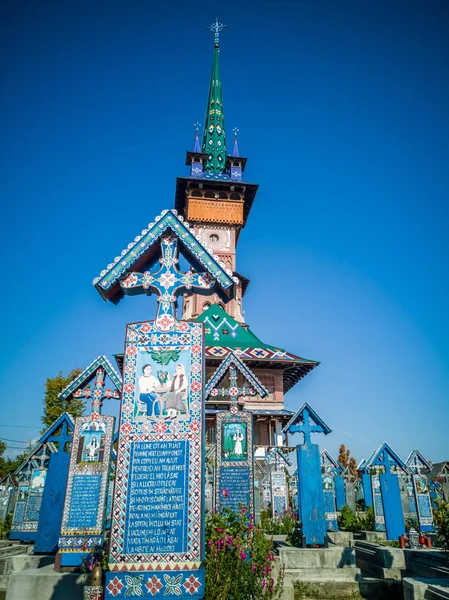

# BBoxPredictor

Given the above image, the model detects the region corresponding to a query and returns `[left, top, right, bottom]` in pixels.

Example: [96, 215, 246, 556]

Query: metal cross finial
[194, 122, 201, 132]
[207, 18, 227, 47]
[233, 127, 239, 138]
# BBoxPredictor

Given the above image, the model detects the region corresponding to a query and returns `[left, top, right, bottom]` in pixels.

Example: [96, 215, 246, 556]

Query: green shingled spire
[202, 22, 227, 173]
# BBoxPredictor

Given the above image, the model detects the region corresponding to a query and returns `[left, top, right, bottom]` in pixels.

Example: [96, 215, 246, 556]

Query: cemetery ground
[1, 501, 449, 599]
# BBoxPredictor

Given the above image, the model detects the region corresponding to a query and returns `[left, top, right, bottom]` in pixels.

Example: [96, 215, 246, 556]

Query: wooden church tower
[173, 20, 319, 456]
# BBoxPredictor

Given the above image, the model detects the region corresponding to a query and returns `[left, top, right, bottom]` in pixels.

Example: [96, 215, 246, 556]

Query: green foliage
[205, 507, 284, 600]
[0, 440, 28, 479]
[145, 349, 180, 366]
[260, 509, 296, 535]
[363, 506, 375, 532]
[338, 505, 375, 532]
[405, 516, 419, 532]
[286, 522, 303, 547]
[0, 513, 12, 539]
[433, 499, 449, 552]
[41, 368, 83, 429]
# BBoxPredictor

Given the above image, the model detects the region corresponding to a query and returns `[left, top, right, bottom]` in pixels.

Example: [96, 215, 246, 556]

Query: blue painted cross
[288, 406, 325, 446]
[72, 366, 120, 415]
[373, 450, 394, 475]
[120, 233, 216, 330]
[47, 421, 73, 454]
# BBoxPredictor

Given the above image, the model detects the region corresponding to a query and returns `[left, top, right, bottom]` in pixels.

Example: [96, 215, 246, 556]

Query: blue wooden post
[334, 475, 346, 510]
[379, 471, 404, 540]
[35, 415, 74, 553]
[361, 472, 373, 507]
[284, 403, 331, 546]
[298, 443, 326, 544]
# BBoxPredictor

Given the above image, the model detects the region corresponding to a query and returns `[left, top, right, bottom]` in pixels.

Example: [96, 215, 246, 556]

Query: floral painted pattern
[124, 574, 144, 597]
[106, 576, 124, 597]
[163, 574, 183, 596]
[145, 575, 163, 596]
[183, 574, 201, 595]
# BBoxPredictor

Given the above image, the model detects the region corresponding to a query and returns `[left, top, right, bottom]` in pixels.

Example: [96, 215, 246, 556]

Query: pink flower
[240, 552, 246, 560]
[251, 564, 256, 572]
[262, 579, 267, 589]
[267, 553, 274, 562]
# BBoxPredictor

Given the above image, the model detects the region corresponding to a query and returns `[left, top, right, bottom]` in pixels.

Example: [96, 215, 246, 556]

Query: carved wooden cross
[120, 234, 215, 330]
[47, 420, 73, 454]
[209, 362, 255, 414]
[73, 366, 120, 415]
[287, 406, 325, 446]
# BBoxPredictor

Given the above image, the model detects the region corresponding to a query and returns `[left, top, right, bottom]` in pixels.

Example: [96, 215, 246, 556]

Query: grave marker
[34, 413, 75, 553]
[58, 356, 121, 567]
[92, 209, 235, 599]
[206, 351, 267, 515]
[358, 459, 373, 508]
[406, 450, 435, 532]
[365, 443, 407, 540]
[320, 449, 340, 531]
[265, 447, 291, 518]
[10, 440, 52, 542]
[0, 473, 17, 521]
[284, 403, 331, 546]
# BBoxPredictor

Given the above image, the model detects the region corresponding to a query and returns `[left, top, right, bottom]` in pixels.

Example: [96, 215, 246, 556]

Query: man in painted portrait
[138, 364, 160, 417]
[165, 364, 188, 419]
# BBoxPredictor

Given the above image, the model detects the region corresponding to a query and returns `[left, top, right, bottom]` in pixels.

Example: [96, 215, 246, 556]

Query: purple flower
[240, 552, 247, 560]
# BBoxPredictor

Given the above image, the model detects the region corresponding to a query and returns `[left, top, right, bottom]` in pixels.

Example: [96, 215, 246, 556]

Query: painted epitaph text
[59, 414, 115, 565]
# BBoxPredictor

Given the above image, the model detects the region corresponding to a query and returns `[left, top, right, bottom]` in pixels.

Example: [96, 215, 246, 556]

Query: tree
[338, 444, 358, 482]
[41, 369, 84, 429]
[0, 441, 28, 479]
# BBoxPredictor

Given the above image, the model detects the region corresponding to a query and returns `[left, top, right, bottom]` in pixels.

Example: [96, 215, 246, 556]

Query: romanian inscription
[67, 474, 102, 529]
[124, 441, 188, 555]
[219, 465, 250, 511]
[26, 495, 42, 521]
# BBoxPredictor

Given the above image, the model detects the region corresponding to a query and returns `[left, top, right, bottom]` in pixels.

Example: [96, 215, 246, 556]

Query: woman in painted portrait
[165, 364, 188, 418]
[233, 427, 244, 457]
[138, 364, 160, 417]
[85, 436, 100, 461]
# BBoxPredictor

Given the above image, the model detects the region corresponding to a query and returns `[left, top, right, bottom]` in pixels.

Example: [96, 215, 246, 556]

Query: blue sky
[1, 0, 448, 464]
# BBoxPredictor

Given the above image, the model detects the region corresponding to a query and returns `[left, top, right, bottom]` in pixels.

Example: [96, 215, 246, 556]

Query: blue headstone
[206, 351, 268, 516]
[92, 209, 235, 598]
[366, 443, 406, 540]
[57, 357, 121, 567]
[321, 450, 340, 530]
[35, 413, 75, 553]
[405, 450, 435, 532]
[10, 440, 52, 542]
[284, 403, 331, 546]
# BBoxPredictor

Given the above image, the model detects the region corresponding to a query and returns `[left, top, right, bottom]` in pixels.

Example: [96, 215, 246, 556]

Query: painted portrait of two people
[137, 362, 188, 419]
